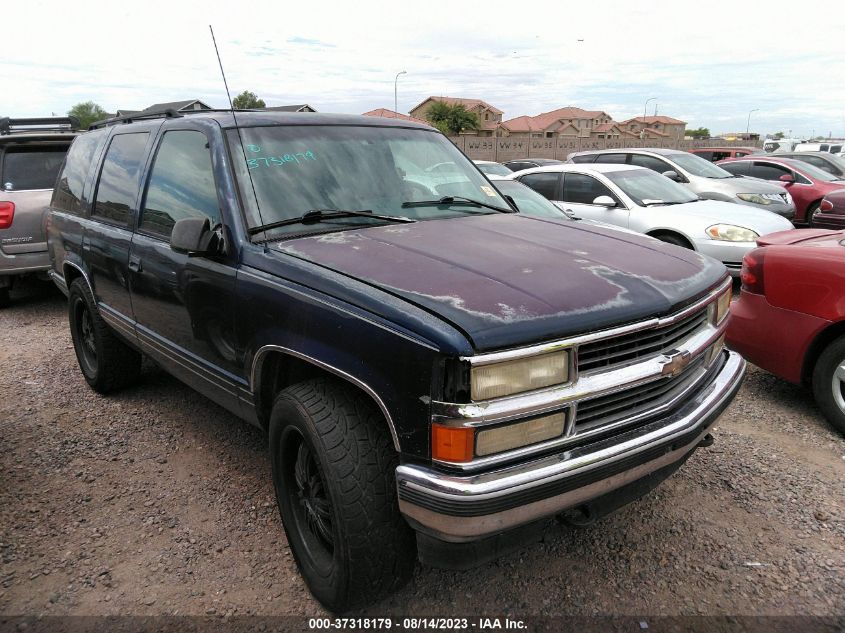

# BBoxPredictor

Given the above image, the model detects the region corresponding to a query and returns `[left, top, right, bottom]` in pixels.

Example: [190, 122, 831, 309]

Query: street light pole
[746, 108, 759, 137]
[642, 97, 656, 139]
[394, 70, 407, 117]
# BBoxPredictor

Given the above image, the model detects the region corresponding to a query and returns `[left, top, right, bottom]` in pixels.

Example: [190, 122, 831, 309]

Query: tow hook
[697, 433, 715, 448]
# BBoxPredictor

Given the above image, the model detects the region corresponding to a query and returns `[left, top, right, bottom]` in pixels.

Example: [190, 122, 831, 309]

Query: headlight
[712, 287, 731, 324]
[471, 350, 569, 400]
[706, 224, 759, 242]
[476, 411, 567, 456]
[784, 191, 793, 204]
[737, 193, 773, 205]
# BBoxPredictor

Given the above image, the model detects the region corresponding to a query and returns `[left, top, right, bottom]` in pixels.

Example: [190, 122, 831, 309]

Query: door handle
[128, 255, 142, 273]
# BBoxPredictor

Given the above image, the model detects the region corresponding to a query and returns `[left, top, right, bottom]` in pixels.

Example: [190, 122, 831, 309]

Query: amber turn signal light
[431, 424, 474, 462]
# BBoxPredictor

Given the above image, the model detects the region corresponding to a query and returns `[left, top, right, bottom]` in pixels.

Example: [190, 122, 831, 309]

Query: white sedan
[508, 163, 794, 275]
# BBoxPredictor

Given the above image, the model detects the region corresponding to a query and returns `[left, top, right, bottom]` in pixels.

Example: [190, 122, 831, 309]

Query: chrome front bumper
[396, 349, 745, 542]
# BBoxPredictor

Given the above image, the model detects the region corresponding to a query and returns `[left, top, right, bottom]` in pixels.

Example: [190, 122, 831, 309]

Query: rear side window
[694, 151, 713, 161]
[92, 133, 149, 226]
[140, 131, 220, 238]
[569, 154, 595, 164]
[53, 131, 107, 215]
[720, 161, 751, 176]
[562, 173, 617, 205]
[2, 146, 69, 191]
[593, 153, 627, 164]
[711, 151, 731, 162]
[518, 172, 559, 199]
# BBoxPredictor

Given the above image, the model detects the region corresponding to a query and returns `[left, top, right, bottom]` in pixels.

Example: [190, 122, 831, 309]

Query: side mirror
[779, 173, 795, 183]
[593, 195, 616, 207]
[170, 216, 219, 256]
[662, 170, 682, 182]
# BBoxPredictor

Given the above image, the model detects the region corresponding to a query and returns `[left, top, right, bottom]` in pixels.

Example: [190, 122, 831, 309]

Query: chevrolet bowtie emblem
[661, 350, 691, 377]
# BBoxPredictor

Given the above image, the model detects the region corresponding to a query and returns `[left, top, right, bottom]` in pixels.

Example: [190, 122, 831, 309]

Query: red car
[727, 229, 845, 435]
[717, 156, 845, 227]
[817, 189, 845, 229]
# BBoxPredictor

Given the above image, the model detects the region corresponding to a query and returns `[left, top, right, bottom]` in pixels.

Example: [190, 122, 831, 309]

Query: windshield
[476, 162, 513, 177]
[791, 160, 845, 182]
[495, 180, 567, 218]
[228, 125, 509, 236]
[669, 152, 735, 179]
[606, 168, 699, 206]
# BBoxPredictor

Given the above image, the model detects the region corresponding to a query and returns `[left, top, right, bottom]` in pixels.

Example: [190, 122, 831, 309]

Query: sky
[5, 0, 845, 138]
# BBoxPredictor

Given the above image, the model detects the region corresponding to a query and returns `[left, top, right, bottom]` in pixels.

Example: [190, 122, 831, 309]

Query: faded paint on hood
[274, 214, 727, 351]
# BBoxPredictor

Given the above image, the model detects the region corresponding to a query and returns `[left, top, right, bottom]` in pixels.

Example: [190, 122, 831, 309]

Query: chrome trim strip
[62, 261, 93, 295]
[250, 344, 401, 452]
[98, 304, 136, 340]
[136, 326, 242, 399]
[396, 350, 745, 541]
[462, 277, 731, 366]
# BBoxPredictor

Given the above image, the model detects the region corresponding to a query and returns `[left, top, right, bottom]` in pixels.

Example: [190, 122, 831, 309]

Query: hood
[666, 199, 795, 235]
[274, 214, 727, 352]
[757, 228, 845, 247]
[709, 176, 789, 195]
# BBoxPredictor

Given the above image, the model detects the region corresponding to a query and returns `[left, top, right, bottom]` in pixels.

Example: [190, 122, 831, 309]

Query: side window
[694, 151, 713, 162]
[735, 151, 750, 157]
[711, 151, 731, 162]
[569, 154, 595, 164]
[562, 173, 617, 205]
[518, 172, 559, 200]
[630, 154, 672, 173]
[720, 162, 750, 176]
[52, 130, 108, 215]
[92, 132, 149, 226]
[750, 162, 790, 181]
[594, 153, 626, 164]
[140, 131, 220, 238]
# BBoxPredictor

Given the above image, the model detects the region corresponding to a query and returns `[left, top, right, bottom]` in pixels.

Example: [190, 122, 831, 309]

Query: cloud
[2, 0, 844, 137]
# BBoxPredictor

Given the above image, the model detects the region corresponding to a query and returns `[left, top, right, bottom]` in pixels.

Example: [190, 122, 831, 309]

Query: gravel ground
[1, 279, 843, 620]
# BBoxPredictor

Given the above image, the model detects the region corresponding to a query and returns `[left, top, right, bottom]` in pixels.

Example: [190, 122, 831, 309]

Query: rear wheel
[811, 335, 845, 436]
[68, 278, 141, 393]
[269, 378, 416, 612]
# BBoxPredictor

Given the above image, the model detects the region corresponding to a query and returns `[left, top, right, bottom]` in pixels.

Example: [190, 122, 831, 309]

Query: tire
[811, 335, 845, 436]
[654, 233, 692, 249]
[68, 278, 142, 393]
[806, 201, 821, 228]
[269, 378, 416, 612]
[0, 288, 9, 309]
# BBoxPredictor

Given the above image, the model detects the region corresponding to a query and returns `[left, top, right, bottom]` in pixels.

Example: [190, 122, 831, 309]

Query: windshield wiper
[401, 195, 513, 213]
[248, 209, 415, 236]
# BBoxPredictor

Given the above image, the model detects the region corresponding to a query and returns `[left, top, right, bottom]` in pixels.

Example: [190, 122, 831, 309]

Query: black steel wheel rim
[281, 426, 335, 575]
[74, 297, 97, 374]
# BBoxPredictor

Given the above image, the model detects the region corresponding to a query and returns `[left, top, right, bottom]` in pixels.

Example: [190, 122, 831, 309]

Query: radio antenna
[208, 25, 267, 233]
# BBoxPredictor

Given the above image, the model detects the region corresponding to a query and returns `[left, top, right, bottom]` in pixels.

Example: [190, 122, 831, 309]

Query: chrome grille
[575, 356, 706, 432]
[577, 308, 708, 373]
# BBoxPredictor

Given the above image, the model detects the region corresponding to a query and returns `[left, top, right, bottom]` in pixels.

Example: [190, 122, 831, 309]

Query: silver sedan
[508, 163, 795, 275]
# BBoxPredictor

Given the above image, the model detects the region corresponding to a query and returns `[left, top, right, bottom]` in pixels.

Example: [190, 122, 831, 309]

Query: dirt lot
[1, 280, 844, 622]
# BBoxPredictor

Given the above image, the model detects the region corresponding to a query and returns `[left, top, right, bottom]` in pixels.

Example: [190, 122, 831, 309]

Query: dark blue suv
[46, 110, 745, 611]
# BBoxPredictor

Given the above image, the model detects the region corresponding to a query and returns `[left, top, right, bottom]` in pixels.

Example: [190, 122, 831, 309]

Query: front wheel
[811, 335, 845, 436]
[269, 378, 416, 612]
[654, 233, 692, 249]
[806, 201, 821, 227]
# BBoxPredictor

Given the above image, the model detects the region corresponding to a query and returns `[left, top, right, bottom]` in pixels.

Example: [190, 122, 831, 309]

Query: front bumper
[695, 239, 757, 277]
[396, 349, 745, 542]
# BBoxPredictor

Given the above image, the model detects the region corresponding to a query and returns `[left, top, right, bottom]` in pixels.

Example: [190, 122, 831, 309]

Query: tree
[68, 101, 109, 129]
[685, 127, 710, 139]
[424, 101, 480, 136]
[232, 90, 265, 109]
[772, 131, 785, 140]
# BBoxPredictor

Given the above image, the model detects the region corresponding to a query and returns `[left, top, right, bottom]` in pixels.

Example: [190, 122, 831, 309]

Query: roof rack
[0, 116, 80, 135]
[89, 108, 183, 130]
[88, 107, 270, 130]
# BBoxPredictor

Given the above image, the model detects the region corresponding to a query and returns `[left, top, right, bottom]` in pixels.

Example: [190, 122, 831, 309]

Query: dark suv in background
[47, 110, 744, 611]
[0, 117, 78, 307]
